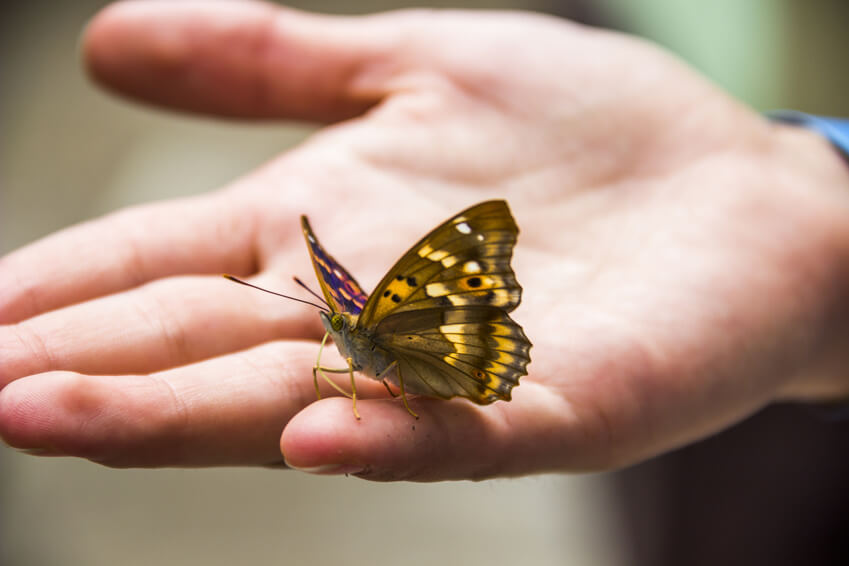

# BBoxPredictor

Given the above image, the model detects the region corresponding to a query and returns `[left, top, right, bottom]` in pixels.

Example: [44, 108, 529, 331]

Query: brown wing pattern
[358, 200, 522, 329]
[374, 306, 531, 403]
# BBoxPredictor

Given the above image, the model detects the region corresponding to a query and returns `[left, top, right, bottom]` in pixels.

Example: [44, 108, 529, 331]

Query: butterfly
[300, 200, 532, 419]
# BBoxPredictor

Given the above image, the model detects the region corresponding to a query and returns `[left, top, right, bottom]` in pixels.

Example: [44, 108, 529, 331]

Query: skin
[1, 0, 848, 481]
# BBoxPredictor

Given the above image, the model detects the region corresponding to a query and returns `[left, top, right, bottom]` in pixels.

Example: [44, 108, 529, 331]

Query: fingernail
[287, 462, 366, 476]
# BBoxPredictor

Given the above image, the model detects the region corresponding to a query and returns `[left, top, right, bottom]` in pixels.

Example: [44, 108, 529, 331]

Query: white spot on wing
[456, 222, 472, 234]
[463, 261, 481, 273]
[447, 295, 474, 306]
[425, 282, 450, 296]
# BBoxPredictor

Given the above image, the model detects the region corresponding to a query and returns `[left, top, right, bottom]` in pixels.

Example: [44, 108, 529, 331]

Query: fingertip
[80, 0, 386, 120]
[0, 379, 28, 448]
[83, 0, 203, 99]
[0, 373, 70, 452]
[0, 371, 165, 461]
[281, 397, 410, 474]
[281, 396, 502, 481]
[82, 0, 145, 84]
[281, 397, 364, 472]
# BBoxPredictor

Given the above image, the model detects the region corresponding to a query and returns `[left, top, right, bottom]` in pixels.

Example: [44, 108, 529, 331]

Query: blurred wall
[598, 0, 849, 114]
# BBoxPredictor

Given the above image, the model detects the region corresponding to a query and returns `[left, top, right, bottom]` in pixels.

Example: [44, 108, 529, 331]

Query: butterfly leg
[313, 333, 360, 407]
[381, 380, 398, 398]
[395, 366, 420, 420]
[313, 332, 330, 400]
[313, 363, 362, 420]
[346, 356, 360, 420]
[374, 361, 418, 418]
[375, 361, 399, 398]
[313, 333, 352, 399]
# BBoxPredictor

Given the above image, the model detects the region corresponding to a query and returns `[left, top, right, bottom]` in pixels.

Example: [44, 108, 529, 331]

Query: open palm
[2, 1, 848, 481]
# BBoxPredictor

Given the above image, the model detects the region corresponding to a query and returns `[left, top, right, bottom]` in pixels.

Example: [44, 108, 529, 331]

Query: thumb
[83, 0, 408, 122]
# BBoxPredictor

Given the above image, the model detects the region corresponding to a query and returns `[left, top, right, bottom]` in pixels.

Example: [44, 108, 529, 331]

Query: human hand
[2, 1, 848, 480]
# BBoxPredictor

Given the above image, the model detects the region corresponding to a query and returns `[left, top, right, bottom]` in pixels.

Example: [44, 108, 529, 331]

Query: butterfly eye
[330, 313, 345, 332]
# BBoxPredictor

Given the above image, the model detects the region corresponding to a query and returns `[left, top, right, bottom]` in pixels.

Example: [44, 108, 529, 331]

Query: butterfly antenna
[223, 274, 328, 311]
[293, 276, 331, 308]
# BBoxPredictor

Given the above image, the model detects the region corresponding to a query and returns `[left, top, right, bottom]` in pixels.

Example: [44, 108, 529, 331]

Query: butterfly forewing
[358, 201, 522, 328]
[301, 215, 368, 314]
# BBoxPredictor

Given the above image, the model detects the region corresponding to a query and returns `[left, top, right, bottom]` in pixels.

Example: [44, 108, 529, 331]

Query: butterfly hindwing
[374, 306, 531, 403]
[301, 215, 368, 315]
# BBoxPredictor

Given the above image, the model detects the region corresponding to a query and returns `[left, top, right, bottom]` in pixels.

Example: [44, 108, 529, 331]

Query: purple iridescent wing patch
[301, 216, 368, 315]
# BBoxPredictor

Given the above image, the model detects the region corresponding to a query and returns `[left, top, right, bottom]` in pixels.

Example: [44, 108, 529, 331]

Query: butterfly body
[318, 311, 398, 383]
[304, 200, 531, 411]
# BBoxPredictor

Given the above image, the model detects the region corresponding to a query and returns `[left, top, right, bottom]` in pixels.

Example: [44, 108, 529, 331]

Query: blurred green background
[2, 1, 848, 565]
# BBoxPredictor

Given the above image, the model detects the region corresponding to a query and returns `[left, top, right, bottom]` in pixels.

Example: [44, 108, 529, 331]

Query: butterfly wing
[374, 306, 531, 403]
[359, 200, 532, 404]
[301, 215, 368, 315]
[358, 200, 523, 324]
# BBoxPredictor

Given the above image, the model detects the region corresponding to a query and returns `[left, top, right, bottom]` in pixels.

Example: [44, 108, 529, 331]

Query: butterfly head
[321, 311, 343, 332]
[318, 310, 365, 365]
[319, 310, 358, 336]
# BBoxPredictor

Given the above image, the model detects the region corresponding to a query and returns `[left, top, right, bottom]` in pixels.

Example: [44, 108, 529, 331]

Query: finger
[0, 274, 319, 388]
[0, 342, 310, 466]
[0, 342, 387, 467]
[280, 382, 580, 481]
[83, 0, 402, 122]
[0, 191, 258, 323]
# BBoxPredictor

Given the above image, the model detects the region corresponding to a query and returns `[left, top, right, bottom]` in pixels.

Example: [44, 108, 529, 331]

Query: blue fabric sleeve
[769, 110, 849, 160]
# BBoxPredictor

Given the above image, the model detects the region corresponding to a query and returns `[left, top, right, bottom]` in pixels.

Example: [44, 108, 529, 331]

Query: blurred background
[2, 1, 848, 565]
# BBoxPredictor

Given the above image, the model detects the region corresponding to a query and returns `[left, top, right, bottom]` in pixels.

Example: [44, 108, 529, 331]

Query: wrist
[768, 119, 849, 403]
